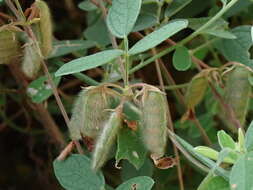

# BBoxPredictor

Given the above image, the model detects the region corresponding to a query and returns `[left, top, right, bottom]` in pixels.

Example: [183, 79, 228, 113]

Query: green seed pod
[21, 39, 42, 79]
[222, 66, 251, 132]
[35, 0, 53, 57]
[185, 72, 208, 110]
[69, 86, 120, 140]
[92, 108, 122, 171]
[0, 30, 20, 64]
[141, 87, 168, 158]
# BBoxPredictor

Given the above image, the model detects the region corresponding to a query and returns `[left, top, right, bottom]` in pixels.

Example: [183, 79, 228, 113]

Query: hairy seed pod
[92, 108, 122, 171]
[21, 39, 42, 79]
[35, 0, 53, 57]
[141, 87, 168, 158]
[0, 30, 20, 64]
[69, 86, 120, 140]
[222, 66, 251, 132]
[185, 73, 208, 110]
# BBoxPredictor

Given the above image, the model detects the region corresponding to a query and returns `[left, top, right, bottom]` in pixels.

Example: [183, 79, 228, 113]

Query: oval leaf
[129, 19, 188, 55]
[173, 46, 192, 71]
[55, 49, 123, 76]
[217, 130, 236, 150]
[78, 1, 97, 11]
[116, 127, 147, 170]
[165, 0, 192, 17]
[106, 0, 142, 38]
[229, 151, 253, 190]
[116, 176, 154, 190]
[53, 154, 105, 190]
[49, 40, 96, 59]
[198, 175, 230, 190]
[27, 74, 61, 103]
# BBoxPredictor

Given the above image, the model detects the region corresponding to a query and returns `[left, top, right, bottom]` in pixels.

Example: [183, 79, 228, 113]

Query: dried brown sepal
[151, 154, 177, 169]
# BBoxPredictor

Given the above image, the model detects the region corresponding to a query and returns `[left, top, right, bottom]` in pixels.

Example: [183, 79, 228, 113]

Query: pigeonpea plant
[1, 0, 253, 189]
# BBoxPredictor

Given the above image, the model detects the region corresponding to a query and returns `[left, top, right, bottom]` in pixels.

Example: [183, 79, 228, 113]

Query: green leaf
[116, 176, 154, 190]
[49, 40, 96, 58]
[105, 185, 114, 190]
[116, 127, 147, 169]
[172, 46, 192, 71]
[123, 101, 141, 121]
[238, 128, 245, 152]
[215, 26, 253, 70]
[188, 17, 228, 31]
[55, 49, 124, 76]
[194, 146, 219, 161]
[202, 29, 237, 39]
[245, 120, 253, 152]
[251, 26, 253, 43]
[229, 151, 253, 190]
[217, 130, 236, 150]
[198, 175, 230, 190]
[106, 0, 142, 38]
[129, 19, 188, 55]
[53, 154, 105, 190]
[171, 132, 230, 180]
[121, 159, 154, 181]
[27, 74, 61, 103]
[165, 0, 192, 17]
[84, 19, 111, 47]
[78, 1, 97, 11]
[132, 12, 157, 32]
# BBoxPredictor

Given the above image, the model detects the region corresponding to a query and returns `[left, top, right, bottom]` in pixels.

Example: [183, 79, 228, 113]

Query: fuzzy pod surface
[69, 86, 120, 140]
[92, 109, 122, 171]
[0, 30, 20, 64]
[21, 39, 42, 79]
[185, 73, 208, 109]
[223, 66, 251, 132]
[35, 0, 53, 57]
[141, 87, 168, 158]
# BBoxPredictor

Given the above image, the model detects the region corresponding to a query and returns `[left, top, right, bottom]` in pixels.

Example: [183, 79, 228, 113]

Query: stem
[124, 37, 130, 86]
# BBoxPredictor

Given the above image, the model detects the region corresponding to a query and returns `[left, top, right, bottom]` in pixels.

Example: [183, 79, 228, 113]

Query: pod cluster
[69, 84, 169, 171]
